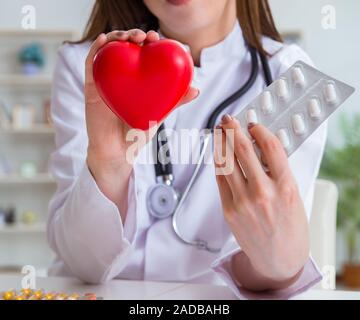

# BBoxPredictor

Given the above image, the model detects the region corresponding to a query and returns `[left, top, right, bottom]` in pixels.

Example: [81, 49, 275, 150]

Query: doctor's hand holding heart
[214, 117, 309, 290]
[85, 30, 199, 217]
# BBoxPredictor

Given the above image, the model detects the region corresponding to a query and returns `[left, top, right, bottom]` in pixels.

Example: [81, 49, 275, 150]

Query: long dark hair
[74, 0, 282, 56]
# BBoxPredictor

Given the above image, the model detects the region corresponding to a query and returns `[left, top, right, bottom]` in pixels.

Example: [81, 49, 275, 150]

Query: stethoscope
[146, 46, 273, 253]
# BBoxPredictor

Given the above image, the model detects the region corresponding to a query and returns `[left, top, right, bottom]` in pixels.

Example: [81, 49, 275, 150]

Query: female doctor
[48, 0, 327, 299]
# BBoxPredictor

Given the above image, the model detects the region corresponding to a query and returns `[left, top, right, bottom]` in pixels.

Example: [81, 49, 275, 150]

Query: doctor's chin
[0, 0, 360, 307]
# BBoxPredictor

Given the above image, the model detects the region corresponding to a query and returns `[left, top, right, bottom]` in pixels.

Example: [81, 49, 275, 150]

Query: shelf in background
[0, 223, 46, 235]
[0, 173, 55, 185]
[0, 124, 54, 135]
[0, 29, 77, 38]
[0, 74, 52, 87]
[0, 28, 75, 271]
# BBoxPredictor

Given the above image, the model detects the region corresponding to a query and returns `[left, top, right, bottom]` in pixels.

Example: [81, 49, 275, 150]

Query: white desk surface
[1, 275, 360, 300]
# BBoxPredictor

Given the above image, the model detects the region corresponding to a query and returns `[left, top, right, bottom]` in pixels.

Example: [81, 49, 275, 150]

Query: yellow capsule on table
[33, 290, 44, 300]
[15, 295, 26, 301]
[21, 288, 33, 298]
[43, 293, 56, 300]
[67, 293, 80, 300]
[3, 291, 15, 300]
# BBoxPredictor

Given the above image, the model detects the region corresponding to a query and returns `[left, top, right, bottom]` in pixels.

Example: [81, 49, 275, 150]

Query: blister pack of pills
[235, 61, 355, 157]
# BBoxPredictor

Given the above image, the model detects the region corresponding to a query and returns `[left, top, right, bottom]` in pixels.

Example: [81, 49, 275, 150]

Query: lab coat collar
[158, 20, 246, 68]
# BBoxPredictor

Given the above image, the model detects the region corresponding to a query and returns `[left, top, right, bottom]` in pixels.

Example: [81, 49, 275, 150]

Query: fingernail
[221, 114, 233, 124]
[248, 122, 257, 130]
[116, 31, 126, 37]
[215, 125, 222, 131]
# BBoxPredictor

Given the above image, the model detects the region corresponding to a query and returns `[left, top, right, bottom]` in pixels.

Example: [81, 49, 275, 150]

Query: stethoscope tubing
[152, 46, 272, 253]
[171, 133, 221, 252]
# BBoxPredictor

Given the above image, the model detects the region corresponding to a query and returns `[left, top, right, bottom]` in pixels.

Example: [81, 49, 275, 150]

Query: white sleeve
[211, 43, 327, 299]
[47, 44, 138, 284]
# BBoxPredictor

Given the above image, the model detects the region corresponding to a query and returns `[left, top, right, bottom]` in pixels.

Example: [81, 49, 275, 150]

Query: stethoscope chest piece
[146, 177, 179, 219]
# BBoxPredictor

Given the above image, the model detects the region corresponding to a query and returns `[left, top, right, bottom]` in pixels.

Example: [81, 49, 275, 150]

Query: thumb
[178, 87, 200, 106]
[85, 33, 107, 83]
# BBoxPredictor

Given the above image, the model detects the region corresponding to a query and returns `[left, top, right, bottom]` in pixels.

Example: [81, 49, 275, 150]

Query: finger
[87, 33, 107, 60]
[86, 29, 145, 84]
[85, 33, 107, 80]
[178, 87, 200, 106]
[220, 115, 268, 185]
[214, 127, 247, 194]
[216, 173, 235, 215]
[144, 30, 160, 44]
[105, 30, 127, 42]
[86, 31, 126, 80]
[248, 124, 290, 179]
[127, 29, 147, 43]
[105, 29, 147, 44]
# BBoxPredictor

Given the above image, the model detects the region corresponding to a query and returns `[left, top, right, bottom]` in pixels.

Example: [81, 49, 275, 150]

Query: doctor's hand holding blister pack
[48, 0, 354, 300]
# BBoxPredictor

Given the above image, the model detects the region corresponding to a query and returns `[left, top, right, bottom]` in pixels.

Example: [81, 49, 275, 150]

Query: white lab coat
[48, 22, 327, 299]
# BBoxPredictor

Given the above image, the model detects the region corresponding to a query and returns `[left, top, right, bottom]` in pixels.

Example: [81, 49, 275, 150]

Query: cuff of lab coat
[211, 249, 322, 300]
[83, 164, 138, 244]
[63, 165, 139, 282]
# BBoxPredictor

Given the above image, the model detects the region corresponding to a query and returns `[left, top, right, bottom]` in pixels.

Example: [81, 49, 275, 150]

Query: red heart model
[93, 39, 194, 130]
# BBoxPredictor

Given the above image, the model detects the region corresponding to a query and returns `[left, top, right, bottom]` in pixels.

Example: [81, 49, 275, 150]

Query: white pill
[292, 66, 306, 87]
[308, 98, 322, 119]
[292, 114, 306, 135]
[324, 83, 337, 104]
[246, 109, 258, 124]
[261, 91, 273, 114]
[277, 129, 291, 149]
[275, 79, 289, 99]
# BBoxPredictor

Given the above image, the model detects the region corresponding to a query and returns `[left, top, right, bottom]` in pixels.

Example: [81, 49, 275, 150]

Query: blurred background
[0, 0, 359, 289]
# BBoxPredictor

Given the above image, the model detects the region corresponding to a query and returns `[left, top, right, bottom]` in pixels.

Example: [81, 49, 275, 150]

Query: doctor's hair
[73, 0, 282, 56]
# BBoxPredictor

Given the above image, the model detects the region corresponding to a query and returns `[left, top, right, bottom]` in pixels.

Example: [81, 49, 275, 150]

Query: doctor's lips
[166, 0, 191, 6]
